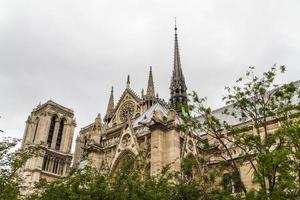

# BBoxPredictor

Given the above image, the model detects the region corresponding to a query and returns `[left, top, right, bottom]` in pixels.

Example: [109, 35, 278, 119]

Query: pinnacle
[146, 66, 155, 97]
[105, 86, 114, 121]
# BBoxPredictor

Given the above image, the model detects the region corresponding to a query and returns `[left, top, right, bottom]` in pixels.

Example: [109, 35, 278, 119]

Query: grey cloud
[0, 0, 299, 143]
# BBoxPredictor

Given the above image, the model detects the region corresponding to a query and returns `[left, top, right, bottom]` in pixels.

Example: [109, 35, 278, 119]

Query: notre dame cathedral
[19, 24, 197, 190]
[19, 24, 291, 195]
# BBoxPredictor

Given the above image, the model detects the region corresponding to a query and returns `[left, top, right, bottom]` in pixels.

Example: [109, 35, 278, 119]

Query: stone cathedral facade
[19, 25, 198, 188]
[19, 25, 299, 195]
[73, 24, 195, 175]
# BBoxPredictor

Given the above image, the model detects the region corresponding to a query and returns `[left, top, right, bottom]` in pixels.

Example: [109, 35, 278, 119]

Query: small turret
[94, 113, 103, 131]
[90, 113, 102, 145]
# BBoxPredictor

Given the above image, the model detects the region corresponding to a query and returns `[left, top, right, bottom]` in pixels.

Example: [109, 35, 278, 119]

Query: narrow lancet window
[55, 119, 65, 150]
[47, 116, 56, 147]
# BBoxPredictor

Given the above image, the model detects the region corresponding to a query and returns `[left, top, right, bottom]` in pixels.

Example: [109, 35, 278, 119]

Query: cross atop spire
[104, 86, 114, 122]
[146, 66, 155, 97]
[169, 21, 187, 114]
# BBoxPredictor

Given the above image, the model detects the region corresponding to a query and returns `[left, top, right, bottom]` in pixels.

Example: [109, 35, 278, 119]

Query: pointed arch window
[111, 151, 136, 174]
[55, 119, 65, 150]
[47, 116, 56, 147]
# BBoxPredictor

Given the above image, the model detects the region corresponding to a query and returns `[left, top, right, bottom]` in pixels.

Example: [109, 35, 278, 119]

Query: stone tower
[19, 100, 76, 194]
[169, 23, 187, 114]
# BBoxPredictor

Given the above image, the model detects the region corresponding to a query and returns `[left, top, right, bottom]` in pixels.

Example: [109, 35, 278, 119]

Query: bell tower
[19, 100, 76, 194]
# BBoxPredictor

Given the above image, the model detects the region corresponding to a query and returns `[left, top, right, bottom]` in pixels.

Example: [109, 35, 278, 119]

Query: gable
[110, 88, 142, 125]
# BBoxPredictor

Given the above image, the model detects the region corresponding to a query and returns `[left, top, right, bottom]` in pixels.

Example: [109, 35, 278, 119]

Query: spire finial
[127, 75, 130, 88]
[174, 17, 177, 32]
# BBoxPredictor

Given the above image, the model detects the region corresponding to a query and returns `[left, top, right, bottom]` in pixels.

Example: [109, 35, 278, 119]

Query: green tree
[0, 137, 37, 200]
[28, 149, 208, 200]
[223, 65, 299, 199]
[181, 65, 300, 199]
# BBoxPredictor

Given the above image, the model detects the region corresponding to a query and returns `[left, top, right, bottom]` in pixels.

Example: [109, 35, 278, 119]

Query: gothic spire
[104, 86, 114, 122]
[146, 66, 155, 97]
[169, 21, 187, 114]
[173, 19, 183, 81]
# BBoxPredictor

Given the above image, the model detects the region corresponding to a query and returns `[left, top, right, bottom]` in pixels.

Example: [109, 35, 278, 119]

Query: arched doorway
[111, 150, 136, 175]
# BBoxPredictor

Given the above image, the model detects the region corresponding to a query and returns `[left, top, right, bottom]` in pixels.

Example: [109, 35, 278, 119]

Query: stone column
[37, 114, 51, 145]
[73, 137, 83, 166]
[150, 129, 165, 175]
[64, 160, 70, 176]
[67, 121, 76, 153]
[164, 129, 181, 172]
[60, 124, 67, 153]
[62, 124, 74, 154]
[60, 123, 70, 153]
[49, 157, 54, 173]
[21, 120, 30, 148]
[35, 153, 44, 170]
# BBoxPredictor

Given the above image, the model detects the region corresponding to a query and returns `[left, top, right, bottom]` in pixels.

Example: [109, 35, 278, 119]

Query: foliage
[27, 152, 212, 200]
[181, 65, 300, 199]
[0, 137, 37, 200]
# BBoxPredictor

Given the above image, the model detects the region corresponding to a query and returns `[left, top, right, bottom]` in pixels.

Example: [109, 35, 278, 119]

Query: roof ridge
[33, 99, 74, 113]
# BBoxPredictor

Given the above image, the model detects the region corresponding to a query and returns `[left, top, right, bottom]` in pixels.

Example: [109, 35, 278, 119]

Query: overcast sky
[0, 0, 300, 142]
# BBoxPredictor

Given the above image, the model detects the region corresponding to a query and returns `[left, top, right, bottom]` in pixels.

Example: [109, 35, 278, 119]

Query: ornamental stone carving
[119, 101, 135, 122]
[188, 139, 194, 151]
[121, 134, 131, 147]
